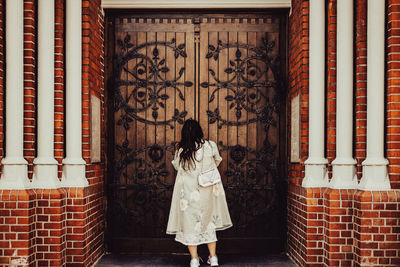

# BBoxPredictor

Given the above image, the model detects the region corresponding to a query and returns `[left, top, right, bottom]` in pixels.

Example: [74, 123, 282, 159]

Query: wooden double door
[105, 11, 288, 254]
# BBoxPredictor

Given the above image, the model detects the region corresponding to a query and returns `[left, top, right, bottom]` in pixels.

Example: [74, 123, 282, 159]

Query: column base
[358, 157, 390, 190]
[61, 158, 88, 187]
[0, 157, 30, 189]
[330, 158, 358, 189]
[32, 157, 61, 189]
[302, 157, 329, 188]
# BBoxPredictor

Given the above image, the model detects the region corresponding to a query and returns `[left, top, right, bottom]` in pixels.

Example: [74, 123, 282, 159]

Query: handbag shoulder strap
[199, 141, 205, 172]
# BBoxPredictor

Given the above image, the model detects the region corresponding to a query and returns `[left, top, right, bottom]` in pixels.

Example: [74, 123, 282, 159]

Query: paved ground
[95, 254, 297, 267]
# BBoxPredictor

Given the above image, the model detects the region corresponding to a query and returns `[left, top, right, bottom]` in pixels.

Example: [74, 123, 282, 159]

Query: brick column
[0, 190, 35, 265]
[35, 189, 67, 266]
[323, 189, 355, 266]
[354, 191, 400, 266]
[65, 187, 89, 265]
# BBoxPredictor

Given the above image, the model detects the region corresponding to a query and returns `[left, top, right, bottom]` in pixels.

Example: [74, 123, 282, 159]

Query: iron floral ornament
[200, 37, 283, 229]
[111, 34, 192, 234]
[114, 34, 192, 129]
[200, 38, 281, 128]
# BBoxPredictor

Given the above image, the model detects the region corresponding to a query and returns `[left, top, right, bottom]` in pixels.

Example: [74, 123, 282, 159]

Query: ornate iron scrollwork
[200, 37, 282, 230]
[111, 34, 193, 234]
[201, 38, 281, 128]
[112, 142, 176, 234]
[114, 34, 192, 129]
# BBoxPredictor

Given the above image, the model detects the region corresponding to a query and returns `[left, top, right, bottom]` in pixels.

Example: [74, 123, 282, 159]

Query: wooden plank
[237, 31, 248, 194]
[217, 31, 228, 184]
[205, 31, 219, 145]
[237, 31, 247, 150]
[156, 30, 166, 154]
[227, 31, 238, 152]
[116, 22, 194, 33]
[135, 31, 147, 186]
[198, 31, 209, 140]
[256, 31, 265, 172]
[125, 31, 138, 186]
[185, 31, 196, 122]
[200, 23, 279, 33]
[165, 31, 176, 186]
[247, 31, 257, 161]
[174, 32, 186, 144]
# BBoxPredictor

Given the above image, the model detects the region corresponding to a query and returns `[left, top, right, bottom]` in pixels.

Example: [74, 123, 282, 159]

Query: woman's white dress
[166, 140, 233, 245]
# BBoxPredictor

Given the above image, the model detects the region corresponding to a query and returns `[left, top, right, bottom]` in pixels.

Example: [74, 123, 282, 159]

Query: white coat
[166, 140, 232, 245]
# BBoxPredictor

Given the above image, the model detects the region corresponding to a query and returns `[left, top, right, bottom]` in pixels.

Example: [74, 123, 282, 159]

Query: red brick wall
[355, 0, 367, 181]
[287, 0, 400, 266]
[387, 0, 400, 189]
[0, 0, 105, 266]
[323, 189, 355, 266]
[23, 0, 36, 180]
[326, 0, 336, 179]
[287, 0, 310, 265]
[354, 191, 400, 266]
[287, 0, 309, 183]
[35, 188, 67, 266]
[55, 0, 65, 178]
[288, 186, 325, 266]
[80, 0, 105, 265]
[0, 190, 36, 266]
[0, 0, 4, 164]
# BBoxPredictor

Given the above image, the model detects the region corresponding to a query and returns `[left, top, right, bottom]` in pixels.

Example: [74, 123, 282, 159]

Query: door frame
[104, 8, 289, 254]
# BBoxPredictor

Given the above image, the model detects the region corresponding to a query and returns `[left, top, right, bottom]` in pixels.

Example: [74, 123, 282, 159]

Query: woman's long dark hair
[178, 119, 205, 170]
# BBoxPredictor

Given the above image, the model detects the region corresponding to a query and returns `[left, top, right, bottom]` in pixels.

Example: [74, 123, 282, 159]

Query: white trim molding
[102, 0, 291, 9]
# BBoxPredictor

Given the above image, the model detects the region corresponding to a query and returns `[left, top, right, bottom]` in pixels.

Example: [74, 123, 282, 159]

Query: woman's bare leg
[207, 241, 217, 257]
[188, 245, 198, 259]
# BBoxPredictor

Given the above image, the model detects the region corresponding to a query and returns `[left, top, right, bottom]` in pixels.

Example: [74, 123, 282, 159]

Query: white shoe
[190, 258, 200, 267]
[207, 255, 219, 266]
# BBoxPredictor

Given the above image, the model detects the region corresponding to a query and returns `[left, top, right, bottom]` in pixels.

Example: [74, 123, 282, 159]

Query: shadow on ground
[95, 254, 297, 267]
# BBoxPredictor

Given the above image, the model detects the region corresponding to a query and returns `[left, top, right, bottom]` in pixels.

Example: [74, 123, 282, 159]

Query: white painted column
[359, 0, 390, 190]
[32, 0, 60, 188]
[302, 0, 328, 188]
[0, 0, 30, 189]
[62, 0, 88, 187]
[330, 0, 357, 189]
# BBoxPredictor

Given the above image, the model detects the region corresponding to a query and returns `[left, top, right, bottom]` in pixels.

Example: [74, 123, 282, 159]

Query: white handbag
[198, 141, 221, 187]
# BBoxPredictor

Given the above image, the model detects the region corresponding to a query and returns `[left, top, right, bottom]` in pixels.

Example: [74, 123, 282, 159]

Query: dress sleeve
[171, 149, 180, 170]
[210, 140, 222, 167]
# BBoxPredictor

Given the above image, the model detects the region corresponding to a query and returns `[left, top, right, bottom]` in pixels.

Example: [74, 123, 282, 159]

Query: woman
[167, 119, 232, 267]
